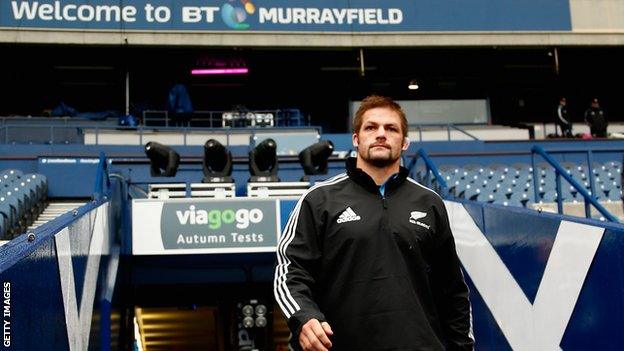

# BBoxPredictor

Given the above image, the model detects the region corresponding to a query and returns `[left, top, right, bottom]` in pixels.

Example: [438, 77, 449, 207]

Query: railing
[531, 145, 618, 222]
[0, 123, 322, 147]
[406, 148, 451, 198]
[142, 108, 308, 128]
[409, 123, 480, 142]
[93, 152, 111, 201]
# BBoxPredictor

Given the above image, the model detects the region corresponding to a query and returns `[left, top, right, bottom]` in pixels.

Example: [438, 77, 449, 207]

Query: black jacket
[274, 158, 474, 350]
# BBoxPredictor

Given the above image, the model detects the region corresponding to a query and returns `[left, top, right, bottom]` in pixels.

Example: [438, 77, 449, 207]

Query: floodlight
[299, 140, 334, 181]
[249, 138, 279, 182]
[202, 139, 233, 183]
[144, 141, 180, 177]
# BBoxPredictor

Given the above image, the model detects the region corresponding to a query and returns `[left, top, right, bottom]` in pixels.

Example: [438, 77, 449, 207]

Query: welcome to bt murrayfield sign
[1, 0, 571, 32]
[132, 198, 280, 255]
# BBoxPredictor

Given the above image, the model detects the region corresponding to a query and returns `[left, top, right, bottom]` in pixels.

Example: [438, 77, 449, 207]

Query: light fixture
[408, 80, 419, 90]
[238, 300, 268, 329]
[249, 138, 279, 182]
[298, 140, 334, 181]
[144, 141, 180, 177]
[202, 139, 233, 183]
[191, 68, 249, 75]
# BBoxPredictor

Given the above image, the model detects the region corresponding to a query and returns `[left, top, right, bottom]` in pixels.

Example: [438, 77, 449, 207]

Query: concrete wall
[571, 0, 624, 31]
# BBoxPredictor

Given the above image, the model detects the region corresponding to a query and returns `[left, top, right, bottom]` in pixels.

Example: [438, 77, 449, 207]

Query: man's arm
[274, 196, 327, 345]
[430, 201, 474, 351]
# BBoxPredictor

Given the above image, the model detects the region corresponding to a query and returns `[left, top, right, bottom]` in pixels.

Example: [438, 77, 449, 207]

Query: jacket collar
[345, 157, 408, 196]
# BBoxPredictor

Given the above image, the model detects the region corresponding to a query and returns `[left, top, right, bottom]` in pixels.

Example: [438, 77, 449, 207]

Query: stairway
[27, 201, 87, 231]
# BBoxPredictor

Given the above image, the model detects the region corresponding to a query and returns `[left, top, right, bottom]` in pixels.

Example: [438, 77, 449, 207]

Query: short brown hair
[353, 95, 408, 138]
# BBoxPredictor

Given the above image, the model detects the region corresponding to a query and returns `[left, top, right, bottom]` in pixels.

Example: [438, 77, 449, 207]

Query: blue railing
[407, 148, 451, 198]
[531, 145, 618, 222]
[93, 152, 111, 201]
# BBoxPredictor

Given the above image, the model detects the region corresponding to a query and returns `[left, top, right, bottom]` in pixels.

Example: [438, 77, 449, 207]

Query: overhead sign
[132, 198, 280, 254]
[1, 0, 572, 32]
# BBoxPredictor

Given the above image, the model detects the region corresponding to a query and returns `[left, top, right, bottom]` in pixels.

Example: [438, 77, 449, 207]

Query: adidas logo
[337, 207, 361, 223]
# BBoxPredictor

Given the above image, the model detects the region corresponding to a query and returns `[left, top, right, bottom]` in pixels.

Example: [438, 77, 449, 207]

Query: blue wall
[0, 0, 571, 32]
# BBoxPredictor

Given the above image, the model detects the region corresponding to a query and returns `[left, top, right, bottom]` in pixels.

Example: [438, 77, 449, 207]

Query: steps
[26, 201, 87, 231]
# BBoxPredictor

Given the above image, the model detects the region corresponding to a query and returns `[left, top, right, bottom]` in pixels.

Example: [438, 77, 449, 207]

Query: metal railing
[142, 108, 308, 128]
[93, 152, 111, 201]
[406, 148, 451, 198]
[531, 146, 619, 222]
[409, 123, 480, 142]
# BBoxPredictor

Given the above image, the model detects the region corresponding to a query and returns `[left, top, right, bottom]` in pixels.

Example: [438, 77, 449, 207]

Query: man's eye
[365, 126, 375, 130]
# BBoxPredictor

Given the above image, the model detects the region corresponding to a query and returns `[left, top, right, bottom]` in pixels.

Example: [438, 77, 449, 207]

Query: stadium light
[144, 141, 180, 177]
[238, 300, 268, 329]
[408, 79, 419, 90]
[249, 138, 279, 182]
[298, 140, 334, 181]
[202, 139, 233, 183]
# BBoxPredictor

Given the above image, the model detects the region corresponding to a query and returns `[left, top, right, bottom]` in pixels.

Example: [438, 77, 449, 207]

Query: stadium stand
[0, 168, 86, 242]
[415, 150, 623, 221]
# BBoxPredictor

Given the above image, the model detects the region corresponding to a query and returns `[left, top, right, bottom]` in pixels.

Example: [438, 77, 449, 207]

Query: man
[274, 95, 473, 351]
[584, 98, 608, 138]
[556, 97, 573, 138]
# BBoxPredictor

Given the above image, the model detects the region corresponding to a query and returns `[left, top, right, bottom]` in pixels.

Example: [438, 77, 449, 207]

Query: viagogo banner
[1, 0, 571, 32]
[132, 198, 281, 254]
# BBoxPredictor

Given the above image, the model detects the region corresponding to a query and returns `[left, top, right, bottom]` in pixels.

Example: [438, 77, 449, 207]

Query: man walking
[274, 95, 473, 350]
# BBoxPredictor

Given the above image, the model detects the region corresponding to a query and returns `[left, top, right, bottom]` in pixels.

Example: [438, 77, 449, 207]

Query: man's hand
[299, 318, 334, 351]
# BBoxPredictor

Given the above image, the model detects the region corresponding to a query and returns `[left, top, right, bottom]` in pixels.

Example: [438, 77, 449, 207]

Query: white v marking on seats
[55, 205, 107, 351]
[444, 201, 604, 351]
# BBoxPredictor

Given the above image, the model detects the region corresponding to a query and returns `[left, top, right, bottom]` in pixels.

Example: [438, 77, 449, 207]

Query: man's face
[352, 107, 408, 167]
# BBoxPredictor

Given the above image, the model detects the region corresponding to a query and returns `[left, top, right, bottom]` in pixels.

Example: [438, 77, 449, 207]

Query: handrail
[531, 145, 618, 222]
[448, 124, 479, 141]
[406, 148, 451, 198]
[142, 108, 308, 128]
[93, 152, 111, 200]
[408, 123, 480, 141]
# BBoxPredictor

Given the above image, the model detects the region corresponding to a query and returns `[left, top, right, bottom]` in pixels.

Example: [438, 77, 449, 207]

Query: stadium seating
[0, 169, 48, 239]
[417, 161, 622, 211]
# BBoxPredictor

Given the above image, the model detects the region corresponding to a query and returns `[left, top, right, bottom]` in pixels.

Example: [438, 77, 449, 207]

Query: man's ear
[352, 133, 359, 148]
[402, 136, 410, 151]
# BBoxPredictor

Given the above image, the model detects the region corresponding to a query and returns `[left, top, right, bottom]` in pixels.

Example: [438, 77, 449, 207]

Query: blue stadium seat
[540, 190, 561, 202]
[460, 184, 482, 200]
[512, 162, 532, 171]
[509, 191, 536, 205]
[476, 192, 496, 203]
[607, 188, 622, 202]
[0, 199, 10, 239]
[0, 191, 20, 232]
[605, 160, 622, 170]
[0, 171, 21, 184]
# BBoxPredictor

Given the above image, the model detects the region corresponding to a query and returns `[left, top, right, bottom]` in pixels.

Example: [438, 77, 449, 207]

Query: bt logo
[221, 0, 255, 29]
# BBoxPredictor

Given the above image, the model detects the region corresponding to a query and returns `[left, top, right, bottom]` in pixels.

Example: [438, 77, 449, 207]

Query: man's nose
[375, 126, 387, 138]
